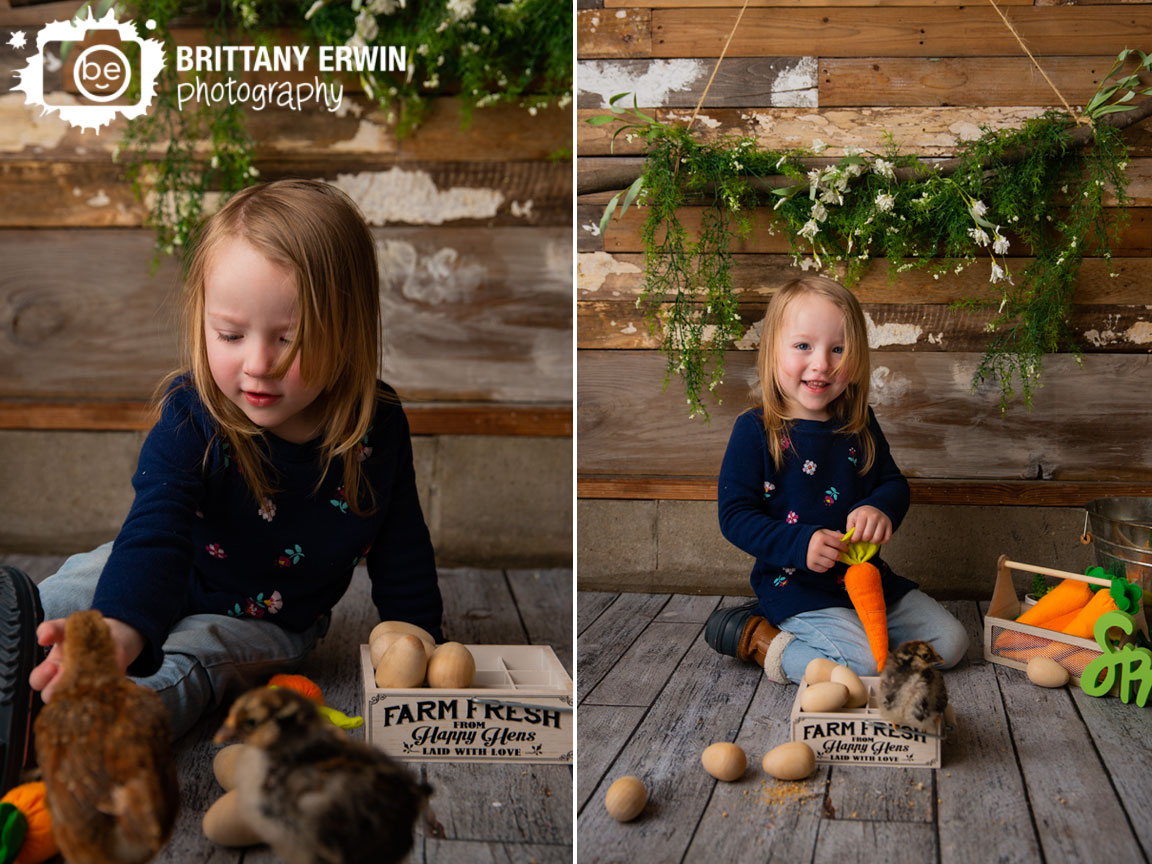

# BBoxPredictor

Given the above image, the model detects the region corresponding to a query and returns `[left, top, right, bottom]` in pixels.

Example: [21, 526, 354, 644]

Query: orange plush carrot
[1015, 578, 1092, 627]
[839, 528, 888, 672]
[1060, 588, 1119, 639]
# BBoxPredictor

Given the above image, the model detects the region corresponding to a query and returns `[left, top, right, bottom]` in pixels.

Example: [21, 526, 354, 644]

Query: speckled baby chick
[214, 686, 431, 864]
[878, 640, 948, 735]
[34, 610, 179, 864]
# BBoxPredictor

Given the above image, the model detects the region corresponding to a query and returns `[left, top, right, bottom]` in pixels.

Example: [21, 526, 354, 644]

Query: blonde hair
[756, 275, 875, 473]
[159, 179, 383, 515]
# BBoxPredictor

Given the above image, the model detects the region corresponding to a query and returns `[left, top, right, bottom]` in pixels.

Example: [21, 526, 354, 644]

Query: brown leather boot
[736, 616, 782, 666]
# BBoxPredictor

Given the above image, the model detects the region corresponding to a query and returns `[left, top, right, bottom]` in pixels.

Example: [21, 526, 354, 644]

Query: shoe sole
[0, 566, 43, 794]
[704, 600, 760, 657]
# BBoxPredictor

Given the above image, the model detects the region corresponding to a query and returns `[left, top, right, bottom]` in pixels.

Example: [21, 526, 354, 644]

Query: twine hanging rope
[685, 0, 1090, 135]
[686, 0, 752, 134]
[986, 0, 1089, 125]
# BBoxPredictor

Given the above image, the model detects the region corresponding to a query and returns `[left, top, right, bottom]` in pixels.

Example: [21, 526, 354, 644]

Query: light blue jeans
[778, 589, 969, 684]
[38, 542, 329, 740]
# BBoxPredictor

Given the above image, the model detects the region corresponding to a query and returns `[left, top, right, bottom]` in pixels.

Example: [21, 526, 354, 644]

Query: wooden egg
[830, 665, 868, 708]
[212, 743, 249, 791]
[369, 621, 435, 659]
[426, 642, 476, 689]
[203, 789, 264, 847]
[374, 634, 429, 688]
[762, 742, 816, 780]
[804, 657, 838, 685]
[1027, 656, 1070, 688]
[604, 776, 647, 822]
[370, 630, 436, 667]
[701, 742, 747, 781]
[799, 680, 849, 712]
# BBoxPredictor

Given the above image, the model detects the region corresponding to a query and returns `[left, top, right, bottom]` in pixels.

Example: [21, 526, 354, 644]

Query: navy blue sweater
[717, 407, 916, 626]
[92, 378, 443, 676]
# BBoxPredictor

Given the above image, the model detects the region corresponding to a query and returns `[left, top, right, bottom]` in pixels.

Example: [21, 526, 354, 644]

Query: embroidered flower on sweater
[824, 487, 839, 506]
[228, 590, 283, 619]
[330, 486, 349, 514]
[763, 481, 775, 498]
[206, 543, 227, 559]
[354, 443, 373, 462]
[773, 574, 788, 588]
[258, 498, 276, 522]
[786, 511, 798, 524]
[802, 460, 817, 475]
[277, 544, 305, 566]
[848, 447, 858, 466]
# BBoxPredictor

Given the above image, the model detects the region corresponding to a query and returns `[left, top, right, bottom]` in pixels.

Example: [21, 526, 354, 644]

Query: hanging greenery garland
[589, 50, 1152, 420]
[100, 0, 570, 258]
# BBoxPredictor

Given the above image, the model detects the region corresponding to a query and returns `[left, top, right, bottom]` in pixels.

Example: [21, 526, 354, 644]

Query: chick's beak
[213, 718, 238, 745]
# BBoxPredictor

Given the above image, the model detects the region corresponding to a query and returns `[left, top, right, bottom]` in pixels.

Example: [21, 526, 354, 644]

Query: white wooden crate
[790, 677, 942, 768]
[359, 644, 573, 763]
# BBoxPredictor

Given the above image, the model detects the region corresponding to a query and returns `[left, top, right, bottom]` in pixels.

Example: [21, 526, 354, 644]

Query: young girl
[705, 276, 967, 684]
[27, 180, 442, 739]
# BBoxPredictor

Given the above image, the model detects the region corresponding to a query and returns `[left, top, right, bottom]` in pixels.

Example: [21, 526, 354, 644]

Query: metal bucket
[1085, 497, 1152, 605]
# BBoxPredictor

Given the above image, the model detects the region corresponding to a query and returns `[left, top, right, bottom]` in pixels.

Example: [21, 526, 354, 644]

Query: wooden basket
[983, 555, 1150, 686]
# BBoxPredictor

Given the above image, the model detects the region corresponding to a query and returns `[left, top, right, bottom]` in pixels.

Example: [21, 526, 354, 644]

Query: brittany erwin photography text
[174, 43, 407, 113]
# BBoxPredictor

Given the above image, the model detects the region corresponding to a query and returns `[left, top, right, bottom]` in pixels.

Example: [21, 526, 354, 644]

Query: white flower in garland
[872, 158, 895, 180]
[811, 138, 827, 154]
[968, 226, 990, 246]
[811, 201, 828, 222]
[875, 192, 895, 212]
[990, 262, 1009, 283]
[992, 230, 1010, 255]
[447, 0, 477, 20]
[799, 219, 820, 240]
[970, 200, 988, 219]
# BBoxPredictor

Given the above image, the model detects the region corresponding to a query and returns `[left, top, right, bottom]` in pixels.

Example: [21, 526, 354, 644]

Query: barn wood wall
[0, 1, 572, 560]
[577, 0, 1152, 589]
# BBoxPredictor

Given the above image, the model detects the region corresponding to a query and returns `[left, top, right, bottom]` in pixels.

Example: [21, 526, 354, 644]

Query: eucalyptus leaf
[599, 191, 622, 237]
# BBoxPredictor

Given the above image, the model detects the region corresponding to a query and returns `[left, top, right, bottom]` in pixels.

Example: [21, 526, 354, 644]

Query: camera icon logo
[13, 7, 165, 133]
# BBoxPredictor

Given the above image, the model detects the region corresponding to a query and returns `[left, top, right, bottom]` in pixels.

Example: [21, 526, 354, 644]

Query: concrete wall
[577, 499, 1096, 600]
[0, 430, 571, 567]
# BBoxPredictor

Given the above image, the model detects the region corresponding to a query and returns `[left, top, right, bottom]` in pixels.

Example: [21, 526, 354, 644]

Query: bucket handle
[1081, 510, 1092, 545]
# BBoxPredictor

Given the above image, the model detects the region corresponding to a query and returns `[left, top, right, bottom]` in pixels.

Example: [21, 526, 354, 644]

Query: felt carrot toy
[0, 781, 58, 864]
[1060, 588, 1119, 639]
[838, 527, 888, 672]
[1015, 578, 1092, 627]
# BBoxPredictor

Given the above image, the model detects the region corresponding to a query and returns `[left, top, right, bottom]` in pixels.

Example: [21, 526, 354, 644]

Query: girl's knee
[933, 619, 970, 669]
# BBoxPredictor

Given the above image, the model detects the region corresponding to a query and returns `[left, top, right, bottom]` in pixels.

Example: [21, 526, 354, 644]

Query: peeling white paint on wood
[1126, 321, 1152, 345]
[0, 92, 70, 151]
[870, 365, 910, 405]
[379, 239, 482, 305]
[772, 57, 818, 108]
[1085, 320, 1152, 346]
[735, 316, 764, 350]
[86, 189, 111, 207]
[330, 119, 398, 153]
[866, 313, 921, 347]
[577, 58, 708, 108]
[577, 251, 640, 293]
[620, 323, 637, 334]
[510, 200, 534, 218]
[332, 168, 503, 225]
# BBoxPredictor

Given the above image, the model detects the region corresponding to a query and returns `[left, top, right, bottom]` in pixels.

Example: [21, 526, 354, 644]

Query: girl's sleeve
[365, 403, 444, 643]
[853, 408, 911, 531]
[717, 412, 817, 571]
[91, 388, 207, 676]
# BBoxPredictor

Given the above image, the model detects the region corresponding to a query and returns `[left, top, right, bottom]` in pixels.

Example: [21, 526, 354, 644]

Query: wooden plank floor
[3, 554, 572, 864]
[577, 591, 1152, 864]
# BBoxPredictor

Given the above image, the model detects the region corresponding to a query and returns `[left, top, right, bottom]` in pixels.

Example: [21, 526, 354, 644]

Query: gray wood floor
[4, 554, 572, 864]
[577, 591, 1152, 864]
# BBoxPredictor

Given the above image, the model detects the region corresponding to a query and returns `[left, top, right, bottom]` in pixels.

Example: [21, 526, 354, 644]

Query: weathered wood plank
[610, 0, 1034, 5]
[0, 159, 572, 227]
[1070, 685, 1152, 862]
[599, 204, 1152, 256]
[577, 252, 1152, 305]
[0, 401, 572, 435]
[507, 568, 573, 673]
[575, 476, 1152, 507]
[650, 7, 1152, 59]
[0, 227, 571, 404]
[811, 821, 937, 862]
[821, 55, 1150, 108]
[583, 621, 701, 706]
[995, 663, 1145, 863]
[575, 704, 648, 811]
[576, 592, 670, 702]
[436, 567, 529, 644]
[578, 8, 652, 59]
[577, 350, 1152, 482]
[936, 601, 1042, 864]
[575, 639, 762, 862]
[655, 593, 720, 623]
[683, 675, 829, 862]
[579, 300, 1152, 353]
[422, 840, 571, 864]
[825, 765, 934, 822]
[577, 590, 618, 635]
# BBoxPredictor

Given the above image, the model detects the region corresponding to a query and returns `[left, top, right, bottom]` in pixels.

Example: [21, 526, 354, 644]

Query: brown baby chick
[34, 610, 179, 864]
[878, 640, 948, 735]
[214, 686, 431, 864]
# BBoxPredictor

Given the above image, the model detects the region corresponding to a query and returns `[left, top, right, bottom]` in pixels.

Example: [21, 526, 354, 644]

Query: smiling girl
[705, 276, 966, 684]
[27, 180, 442, 738]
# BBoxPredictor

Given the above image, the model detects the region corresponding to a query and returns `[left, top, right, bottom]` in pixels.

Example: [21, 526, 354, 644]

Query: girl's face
[203, 237, 324, 443]
[774, 293, 851, 421]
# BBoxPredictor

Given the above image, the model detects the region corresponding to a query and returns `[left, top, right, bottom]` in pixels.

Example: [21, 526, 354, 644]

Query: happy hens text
[378, 699, 564, 729]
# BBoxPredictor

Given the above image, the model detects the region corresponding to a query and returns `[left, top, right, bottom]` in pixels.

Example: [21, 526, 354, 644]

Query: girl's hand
[845, 506, 893, 545]
[807, 528, 847, 573]
[30, 617, 145, 703]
